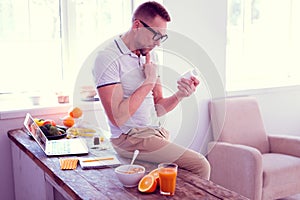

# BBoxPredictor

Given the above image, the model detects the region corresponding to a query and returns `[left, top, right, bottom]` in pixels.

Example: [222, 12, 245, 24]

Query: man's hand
[143, 53, 158, 83]
[176, 76, 200, 98]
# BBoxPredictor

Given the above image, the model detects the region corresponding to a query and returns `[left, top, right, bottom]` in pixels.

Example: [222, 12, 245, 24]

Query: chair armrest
[207, 142, 263, 200]
[269, 135, 300, 157]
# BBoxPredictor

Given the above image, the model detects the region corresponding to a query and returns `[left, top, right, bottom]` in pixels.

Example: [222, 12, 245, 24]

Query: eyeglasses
[138, 20, 168, 43]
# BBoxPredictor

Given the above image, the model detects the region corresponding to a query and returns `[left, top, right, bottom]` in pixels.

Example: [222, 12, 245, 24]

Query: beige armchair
[207, 96, 300, 200]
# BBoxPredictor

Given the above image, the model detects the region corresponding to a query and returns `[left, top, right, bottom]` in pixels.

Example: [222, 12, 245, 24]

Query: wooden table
[8, 128, 248, 200]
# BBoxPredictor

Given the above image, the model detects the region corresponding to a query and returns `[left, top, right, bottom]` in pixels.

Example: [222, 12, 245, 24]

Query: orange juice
[158, 163, 178, 195]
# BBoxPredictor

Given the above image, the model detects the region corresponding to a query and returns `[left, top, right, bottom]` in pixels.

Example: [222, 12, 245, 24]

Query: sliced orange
[138, 174, 157, 193]
[149, 168, 159, 185]
[69, 107, 83, 118]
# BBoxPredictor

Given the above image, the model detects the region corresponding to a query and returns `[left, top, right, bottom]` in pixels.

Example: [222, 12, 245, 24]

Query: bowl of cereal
[114, 164, 145, 187]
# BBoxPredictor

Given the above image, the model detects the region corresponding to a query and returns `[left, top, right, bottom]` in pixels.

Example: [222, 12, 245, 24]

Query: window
[226, 0, 300, 91]
[0, 0, 131, 96]
[0, 0, 61, 93]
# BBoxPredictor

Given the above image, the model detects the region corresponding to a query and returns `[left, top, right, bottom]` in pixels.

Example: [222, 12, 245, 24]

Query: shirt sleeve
[92, 51, 121, 88]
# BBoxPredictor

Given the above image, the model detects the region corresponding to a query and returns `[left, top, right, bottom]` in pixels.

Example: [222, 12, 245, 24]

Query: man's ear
[132, 19, 140, 30]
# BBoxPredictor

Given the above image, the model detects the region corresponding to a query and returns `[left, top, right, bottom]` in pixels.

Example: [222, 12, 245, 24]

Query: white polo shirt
[92, 37, 160, 138]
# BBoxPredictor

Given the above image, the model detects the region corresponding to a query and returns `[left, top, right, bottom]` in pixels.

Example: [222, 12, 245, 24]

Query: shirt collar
[114, 36, 135, 56]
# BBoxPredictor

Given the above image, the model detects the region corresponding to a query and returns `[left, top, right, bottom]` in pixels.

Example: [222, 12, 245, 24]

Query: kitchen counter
[8, 128, 248, 200]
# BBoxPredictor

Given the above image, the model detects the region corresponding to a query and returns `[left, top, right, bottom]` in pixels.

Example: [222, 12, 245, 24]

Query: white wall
[251, 87, 300, 136]
[0, 120, 20, 200]
[162, 0, 227, 154]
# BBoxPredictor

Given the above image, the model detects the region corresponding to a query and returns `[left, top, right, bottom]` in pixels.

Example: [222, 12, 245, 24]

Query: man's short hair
[133, 1, 171, 22]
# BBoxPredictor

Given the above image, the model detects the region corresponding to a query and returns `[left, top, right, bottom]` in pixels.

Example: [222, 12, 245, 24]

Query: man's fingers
[145, 53, 151, 64]
[191, 76, 200, 86]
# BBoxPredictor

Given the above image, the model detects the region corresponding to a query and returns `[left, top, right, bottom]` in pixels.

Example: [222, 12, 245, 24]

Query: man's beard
[139, 47, 152, 56]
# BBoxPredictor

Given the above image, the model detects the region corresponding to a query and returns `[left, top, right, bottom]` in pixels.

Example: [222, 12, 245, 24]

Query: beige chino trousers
[110, 127, 210, 180]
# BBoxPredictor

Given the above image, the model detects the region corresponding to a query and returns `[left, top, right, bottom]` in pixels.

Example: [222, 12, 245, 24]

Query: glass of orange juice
[158, 163, 178, 196]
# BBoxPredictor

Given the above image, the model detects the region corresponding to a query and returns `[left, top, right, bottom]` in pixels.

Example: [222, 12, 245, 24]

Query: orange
[63, 116, 75, 127]
[138, 174, 157, 193]
[149, 168, 160, 185]
[69, 107, 83, 118]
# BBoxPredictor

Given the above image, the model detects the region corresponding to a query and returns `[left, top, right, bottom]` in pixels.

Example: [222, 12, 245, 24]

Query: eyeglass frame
[137, 19, 168, 43]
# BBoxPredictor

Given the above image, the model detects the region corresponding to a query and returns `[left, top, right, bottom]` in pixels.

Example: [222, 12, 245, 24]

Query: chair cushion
[210, 97, 270, 153]
[262, 153, 300, 199]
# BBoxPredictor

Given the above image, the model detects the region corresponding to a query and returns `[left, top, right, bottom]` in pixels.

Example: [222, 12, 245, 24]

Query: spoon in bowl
[130, 149, 139, 165]
[118, 150, 141, 173]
